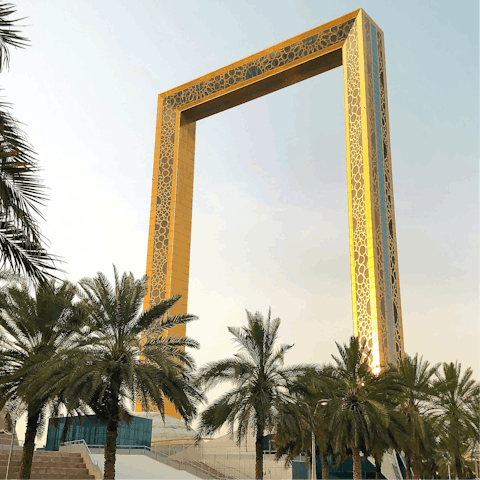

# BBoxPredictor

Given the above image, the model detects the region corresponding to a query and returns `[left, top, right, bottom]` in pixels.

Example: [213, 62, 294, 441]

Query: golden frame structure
[141, 8, 404, 415]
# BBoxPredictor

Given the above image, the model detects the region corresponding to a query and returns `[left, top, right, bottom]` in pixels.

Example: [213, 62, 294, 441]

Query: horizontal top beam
[156, 9, 381, 123]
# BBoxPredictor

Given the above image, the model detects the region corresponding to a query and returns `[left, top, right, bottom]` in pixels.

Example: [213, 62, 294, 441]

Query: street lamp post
[311, 399, 329, 480]
[311, 430, 315, 480]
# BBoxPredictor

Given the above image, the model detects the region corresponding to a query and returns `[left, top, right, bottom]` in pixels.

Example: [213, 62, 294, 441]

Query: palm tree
[274, 399, 311, 467]
[68, 266, 203, 480]
[274, 366, 337, 480]
[431, 362, 479, 479]
[327, 336, 403, 480]
[414, 419, 441, 480]
[0, 279, 82, 479]
[464, 383, 480, 476]
[395, 353, 438, 479]
[275, 401, 337, 480]
[0, 3, 58, 282]
[196, 309, 307, 480]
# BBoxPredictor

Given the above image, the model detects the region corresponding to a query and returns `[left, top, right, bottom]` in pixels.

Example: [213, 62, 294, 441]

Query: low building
[45, 415, 152, 451]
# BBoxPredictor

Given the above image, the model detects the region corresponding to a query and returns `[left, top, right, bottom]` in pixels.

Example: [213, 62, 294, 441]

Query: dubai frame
[139, 9, 404, 416]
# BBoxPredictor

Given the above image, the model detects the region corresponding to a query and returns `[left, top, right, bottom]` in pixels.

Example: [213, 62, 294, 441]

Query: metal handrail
[151, 437, 197, 444]
[0, 427, 16, 480]
[59, 439, 102, 478]
[180, 459, 222, 478]
[211, 457, 253, 479]
[79, 444, 152, 451]
[60, 441, 230, 480]
[60, 439, 95, 457]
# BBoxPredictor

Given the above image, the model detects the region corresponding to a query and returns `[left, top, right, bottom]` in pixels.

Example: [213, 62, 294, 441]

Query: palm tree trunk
[104, 417, 119, 479]
[352, 447, 362, 480]
[374, 453, 383, 479]
[20, 410, 40, 480]
[454, 455, 462, 480]
[321, 453, 329, 479]
[255, 423, 264, 479]
[405, 455, 413, 479]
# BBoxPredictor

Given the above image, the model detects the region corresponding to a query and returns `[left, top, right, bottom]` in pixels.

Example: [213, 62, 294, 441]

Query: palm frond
[71, 266, 203, 442]
[143, 310, 196, 335]
[0, 4, 29, 72]
[0, 218, 61, 283]
[0, 6, 60, 284]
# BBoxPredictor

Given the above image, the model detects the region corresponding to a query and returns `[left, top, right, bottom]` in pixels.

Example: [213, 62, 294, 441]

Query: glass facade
[45, 415, 152, 451]
[292, 456, 379, 479]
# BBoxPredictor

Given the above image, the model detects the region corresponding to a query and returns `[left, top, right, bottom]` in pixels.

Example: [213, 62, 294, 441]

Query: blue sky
[5, 0, 479, 439]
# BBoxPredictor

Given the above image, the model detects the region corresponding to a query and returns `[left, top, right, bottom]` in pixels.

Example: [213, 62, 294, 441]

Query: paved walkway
[91, 454, 199, 479]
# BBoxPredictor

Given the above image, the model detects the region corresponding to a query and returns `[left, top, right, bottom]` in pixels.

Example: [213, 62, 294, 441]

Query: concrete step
[1, 474, 94, 480]
[2, 470, 95, 480]
[0, 451, 84, 459]
[0, 458, 84, 465]
[30, 472, 95, 480]
[0, 438, 17, 446]
[13, 469, 90, 474]
[0, 462, 86, 470]
[0, 450, 95, 479]
[0, 464, 88, 471]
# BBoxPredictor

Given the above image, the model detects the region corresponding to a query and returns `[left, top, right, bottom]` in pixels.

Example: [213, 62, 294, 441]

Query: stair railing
[59, 439, 102, 479]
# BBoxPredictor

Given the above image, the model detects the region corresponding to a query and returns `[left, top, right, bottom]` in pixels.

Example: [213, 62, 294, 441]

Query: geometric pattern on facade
[142, 9, 404, 413]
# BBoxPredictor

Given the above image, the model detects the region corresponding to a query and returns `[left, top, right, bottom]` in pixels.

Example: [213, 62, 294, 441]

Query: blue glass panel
[45, 415, 152, 451]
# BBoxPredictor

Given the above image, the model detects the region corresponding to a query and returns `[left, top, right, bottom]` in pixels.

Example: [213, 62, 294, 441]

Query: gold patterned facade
[140, 9, 404, 417]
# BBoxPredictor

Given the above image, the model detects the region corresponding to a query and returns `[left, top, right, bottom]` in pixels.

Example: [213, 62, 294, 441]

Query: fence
[60, 439, 291, 479]
[167, 442, 291, 479]
[64, 442, 228, 479]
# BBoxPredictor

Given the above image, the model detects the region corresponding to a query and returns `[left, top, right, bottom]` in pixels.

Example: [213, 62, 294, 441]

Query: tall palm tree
[0, 279, 82, 479]
[196, 309, 307, 480]
[327, 336, 403, 480]
[464, 383, 479, 474]
[395, 353, 438, 479]
[274, 366, 337, 479]
[0, 3, 58, 282]
[68, 266, 203, 480]
[431, 362, 479, 479]
[414, 416, 441, 480]
[274, 399, 311, 467]
[275, 400, 338, 480]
